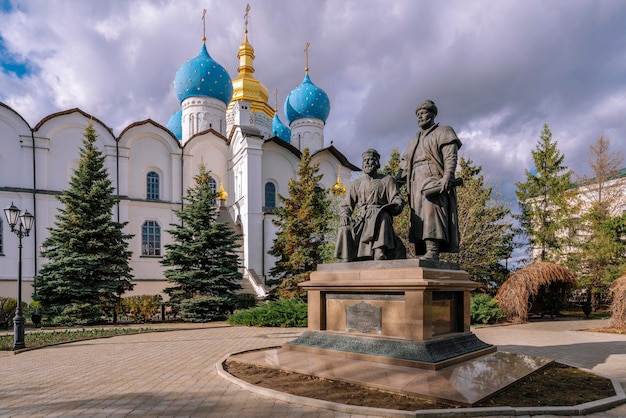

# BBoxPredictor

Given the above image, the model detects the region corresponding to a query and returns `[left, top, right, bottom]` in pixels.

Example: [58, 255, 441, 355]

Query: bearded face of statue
[416, 108, 435, 130]
[362, 155, 379, 176]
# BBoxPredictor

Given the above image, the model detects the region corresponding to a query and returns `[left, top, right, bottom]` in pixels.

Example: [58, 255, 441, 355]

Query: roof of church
[284, 72, 330, 124]
[167, 110, 182, 140]
[272, 113, 291, 143]
[312, 145, 361, 171]
[174, 43, 233, 105]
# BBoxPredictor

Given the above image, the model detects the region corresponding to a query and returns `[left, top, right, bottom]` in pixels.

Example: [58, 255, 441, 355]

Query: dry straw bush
[609, 276, 626, 330]
[496, 262, 577, 323]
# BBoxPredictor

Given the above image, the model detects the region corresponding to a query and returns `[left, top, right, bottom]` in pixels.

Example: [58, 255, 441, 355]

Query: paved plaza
[0, 318, 625, 417]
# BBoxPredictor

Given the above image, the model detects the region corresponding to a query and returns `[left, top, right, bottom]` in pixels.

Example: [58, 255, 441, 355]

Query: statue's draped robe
[401, 123, 462, 254]
[335, 173, 403, 261]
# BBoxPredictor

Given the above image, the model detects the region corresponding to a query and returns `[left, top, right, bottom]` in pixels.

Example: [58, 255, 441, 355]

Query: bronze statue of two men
[335, 99, 462, 262]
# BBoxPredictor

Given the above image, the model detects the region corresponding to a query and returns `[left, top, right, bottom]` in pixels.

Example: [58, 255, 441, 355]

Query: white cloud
[0, 0, 625, 207]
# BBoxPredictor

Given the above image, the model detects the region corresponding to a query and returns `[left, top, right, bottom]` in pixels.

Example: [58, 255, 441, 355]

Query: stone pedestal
[285, 259, 495, 369]
[226, 259, 553, 406]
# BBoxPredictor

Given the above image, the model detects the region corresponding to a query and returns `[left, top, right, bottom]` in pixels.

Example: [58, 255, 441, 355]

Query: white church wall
[184, 133, 230, 190]
[261, 142, 300, 196]
[126, 198, 177, 299]
[0, 104, 31, 190]
[0, 193, 36, 294]
[312, 153, 349, 190]
[36, 113, 117, 193]
[121, 127, 179, 202]
[262, 213, 279, 279]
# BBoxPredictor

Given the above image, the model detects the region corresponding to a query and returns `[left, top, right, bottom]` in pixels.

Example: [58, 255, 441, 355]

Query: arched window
[265, 182, 276, 208]
[208, 177, 217, 205]
[141, 220, 161, 256]
[208, 177, 217, 194]
[146, 171, 159, 200]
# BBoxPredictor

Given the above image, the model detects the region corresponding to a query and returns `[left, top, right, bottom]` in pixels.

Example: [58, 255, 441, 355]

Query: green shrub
[178, 296, 235, 322]
[228, 298, 307, 327]
[0, 328, 158, 351]
[2, 298, 27, 320]
[235, 293, 258, 310]
[49, 303, 103, 326]
[120, 295, 163, 323]
[470, 293, 505, 325]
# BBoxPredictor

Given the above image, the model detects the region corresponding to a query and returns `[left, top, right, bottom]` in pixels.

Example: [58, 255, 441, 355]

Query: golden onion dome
[228, 30, 274, 120]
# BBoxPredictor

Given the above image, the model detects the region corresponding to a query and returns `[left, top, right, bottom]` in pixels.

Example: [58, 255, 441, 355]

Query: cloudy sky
[1, 0, 625, 208]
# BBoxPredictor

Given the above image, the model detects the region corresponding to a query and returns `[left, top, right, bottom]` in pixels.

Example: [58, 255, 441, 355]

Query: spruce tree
[515, 124, 575, 262]
[35, 123, 133, 325]
[442, 158, 515, 290]
[268, 148, 332, 299]
[162, 164, 242, 321]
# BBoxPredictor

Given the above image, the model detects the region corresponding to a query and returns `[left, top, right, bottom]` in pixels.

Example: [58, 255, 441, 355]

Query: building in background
[0, 18, 358, 301]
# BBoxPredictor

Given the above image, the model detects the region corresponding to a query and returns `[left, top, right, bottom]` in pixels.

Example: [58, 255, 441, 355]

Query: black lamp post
[4, 202, 34, 350]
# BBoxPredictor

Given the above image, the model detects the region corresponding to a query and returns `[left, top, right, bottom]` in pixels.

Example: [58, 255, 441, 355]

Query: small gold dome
[217, 179, 228, 201]
[332, 166, 346, 196]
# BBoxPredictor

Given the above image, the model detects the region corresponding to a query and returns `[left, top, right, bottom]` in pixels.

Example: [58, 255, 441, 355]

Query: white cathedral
[0, 22, 359, 301]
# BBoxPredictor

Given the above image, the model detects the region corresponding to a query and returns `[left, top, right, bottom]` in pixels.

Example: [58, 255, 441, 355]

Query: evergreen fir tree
[442, 157, 516, 290]
[268, 148, 332, 299]
[35, 123, 133, 325]
[515, 124, 575, 262]
[162, 164, 242, 321]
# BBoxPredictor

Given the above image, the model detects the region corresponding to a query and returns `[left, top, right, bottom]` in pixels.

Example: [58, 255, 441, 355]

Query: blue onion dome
[284, 73, 330, 124]
[167, 110, 182, 140]
[174, 43, 233, 105]
[272, 113, 291, 143]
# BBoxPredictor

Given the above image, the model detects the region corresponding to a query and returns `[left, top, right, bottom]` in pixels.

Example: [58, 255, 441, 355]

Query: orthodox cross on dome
[244, 4, 251, 34]
[202, 9, 207, 42]
[304, 42, 310, 73]
[273, 88, 278, 112]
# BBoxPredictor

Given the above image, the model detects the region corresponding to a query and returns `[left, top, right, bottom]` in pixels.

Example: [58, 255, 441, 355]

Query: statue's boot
[420, 240, 439, 261]
[374, 248, 387, 260]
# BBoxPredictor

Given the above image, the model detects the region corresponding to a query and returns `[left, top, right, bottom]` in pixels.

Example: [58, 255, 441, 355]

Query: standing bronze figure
[398, 100, 462, 261]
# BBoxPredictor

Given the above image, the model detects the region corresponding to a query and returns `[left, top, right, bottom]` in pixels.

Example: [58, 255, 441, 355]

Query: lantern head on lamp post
[4, 202, 34, 350]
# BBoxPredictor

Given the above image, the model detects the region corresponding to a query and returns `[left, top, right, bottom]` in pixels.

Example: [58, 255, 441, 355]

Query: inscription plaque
[346, 301, 382, 334]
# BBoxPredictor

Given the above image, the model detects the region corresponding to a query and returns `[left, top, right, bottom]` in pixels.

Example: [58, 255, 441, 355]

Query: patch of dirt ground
[586, 327, 625, 334]
[224, 360, 615, 411]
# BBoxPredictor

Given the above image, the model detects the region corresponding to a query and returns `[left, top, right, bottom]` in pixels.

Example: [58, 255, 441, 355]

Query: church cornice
[33, 108, 115, 138]
[263, 136, 302, 159]
[119, 119, 180, 146]
[0, 101, 32, 130]
[185, 127, 229, 147]
[312, 145, 361, 171]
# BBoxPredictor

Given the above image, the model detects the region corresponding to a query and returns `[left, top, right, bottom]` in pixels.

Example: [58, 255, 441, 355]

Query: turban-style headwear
[416, 100, 438, 117]
[362, 149, 380, 160]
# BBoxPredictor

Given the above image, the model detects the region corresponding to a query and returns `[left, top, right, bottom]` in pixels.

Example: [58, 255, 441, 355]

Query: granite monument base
[228, 347, 552, 406]
[291, 259, 495, 369]
[226, 260, 553, 406]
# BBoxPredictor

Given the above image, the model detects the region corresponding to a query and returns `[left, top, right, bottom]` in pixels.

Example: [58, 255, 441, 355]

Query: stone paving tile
[0, 319, 625, 417]
[0, 325, 384, 417]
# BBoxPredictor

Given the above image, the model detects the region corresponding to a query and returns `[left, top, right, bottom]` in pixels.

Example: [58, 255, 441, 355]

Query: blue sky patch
[0, 35, 29, 78]
[0, 0, 12, 12]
